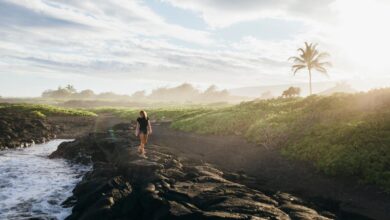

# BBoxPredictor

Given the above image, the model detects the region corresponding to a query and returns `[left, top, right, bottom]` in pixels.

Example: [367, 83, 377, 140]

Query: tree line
[41, 83, 232, 103]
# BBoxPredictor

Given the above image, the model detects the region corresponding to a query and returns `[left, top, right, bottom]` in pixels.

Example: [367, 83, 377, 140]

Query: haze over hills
[0, 83, 252, 107]
[229, 82, 335, 98]
[318, 82, 357, 96]
[0, 81, 383, 108]
[229, 78, 389, 98]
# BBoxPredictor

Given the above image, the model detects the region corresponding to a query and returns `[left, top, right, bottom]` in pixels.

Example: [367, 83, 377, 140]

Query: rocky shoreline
[0, 107, 96, 150]
[51, 131, 337, 220]
[0, 108, 58, 149]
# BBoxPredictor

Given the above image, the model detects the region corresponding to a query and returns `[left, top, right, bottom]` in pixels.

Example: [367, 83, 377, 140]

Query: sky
[0, 0, 390, 97]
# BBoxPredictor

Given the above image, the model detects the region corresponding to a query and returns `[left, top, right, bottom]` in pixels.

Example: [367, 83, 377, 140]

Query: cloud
[1, 0, 356, 97]
[0, 1, 86, 28]
[1, 0, 212, 44]
[161, 0, 336, 28]
[0, 0, 214, 78]
[0, 0, 298, 84]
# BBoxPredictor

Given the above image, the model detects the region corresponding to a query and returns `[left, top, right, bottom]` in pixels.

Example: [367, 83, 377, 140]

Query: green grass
[167, 89, 390, 190]
[92, 106, 217, 122]
[0, 103, 97, 117]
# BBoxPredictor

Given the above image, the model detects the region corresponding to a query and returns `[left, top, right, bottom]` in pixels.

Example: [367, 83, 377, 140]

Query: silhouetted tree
[149, 83, 199, 102]
[289, 42, 331, 95]
[74, 89, 95, 99]
[42, 86, 73, 99]
[65, 84, 77, 93]
[131, 90, 147, 99]
[282, 87, 300, 98]
[201, 85, 230, 102]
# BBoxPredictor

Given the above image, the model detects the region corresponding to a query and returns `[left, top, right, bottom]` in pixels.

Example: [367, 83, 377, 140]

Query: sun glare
[334, 0, 390, 74]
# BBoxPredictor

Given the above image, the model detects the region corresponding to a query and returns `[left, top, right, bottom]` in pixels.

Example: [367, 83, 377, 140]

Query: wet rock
[198, 211, 255, 220]
[208, 197, 289, 218]
[280, 203, 332, 220]
[166, 201, 195, 217]
[144, 183, 156, 193]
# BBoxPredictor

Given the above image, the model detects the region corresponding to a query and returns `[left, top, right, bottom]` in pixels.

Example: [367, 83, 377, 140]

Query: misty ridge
[40, 83, 245, 105]
[0, 82, 360, 108]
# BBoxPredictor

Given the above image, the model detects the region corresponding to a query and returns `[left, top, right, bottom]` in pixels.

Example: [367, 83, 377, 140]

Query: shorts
[139, 130, 148, 135]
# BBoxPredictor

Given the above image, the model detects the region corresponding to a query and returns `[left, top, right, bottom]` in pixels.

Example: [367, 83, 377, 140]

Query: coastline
[51, 130, 340, 220]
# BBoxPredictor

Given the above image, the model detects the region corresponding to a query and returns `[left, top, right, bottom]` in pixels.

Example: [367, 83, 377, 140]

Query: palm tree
[289, 42, 331, 95]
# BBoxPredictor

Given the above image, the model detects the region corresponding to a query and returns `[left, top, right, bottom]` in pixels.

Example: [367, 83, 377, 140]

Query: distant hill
[318, 82, 357, 95]
[229, 82, 335, 98]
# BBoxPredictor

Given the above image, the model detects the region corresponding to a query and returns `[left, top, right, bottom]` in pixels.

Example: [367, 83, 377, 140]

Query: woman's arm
[148, 120, 153, 134]
[135, 121, 140, 136]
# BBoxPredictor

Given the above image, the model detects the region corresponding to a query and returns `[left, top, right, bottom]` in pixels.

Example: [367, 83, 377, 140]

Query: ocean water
[0, 140, 90, 220]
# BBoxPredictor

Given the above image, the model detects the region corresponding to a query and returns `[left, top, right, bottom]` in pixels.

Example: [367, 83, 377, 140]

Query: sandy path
[149, 122, 390, 220]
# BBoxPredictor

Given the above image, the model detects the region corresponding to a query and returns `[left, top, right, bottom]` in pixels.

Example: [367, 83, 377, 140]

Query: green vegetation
[93, 106, 215, 122]
[0, 103, 97, 117]
[142, 89, 389, 190]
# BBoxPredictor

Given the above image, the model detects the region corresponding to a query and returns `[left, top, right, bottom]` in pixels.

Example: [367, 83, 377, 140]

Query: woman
[135, 110, 152, 156]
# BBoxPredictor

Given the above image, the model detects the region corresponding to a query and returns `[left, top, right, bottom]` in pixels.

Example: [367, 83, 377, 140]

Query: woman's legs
[138, 132, 148, 155]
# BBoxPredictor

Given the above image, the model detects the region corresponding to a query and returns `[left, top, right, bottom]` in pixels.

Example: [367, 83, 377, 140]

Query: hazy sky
[1, 0, 389, 97]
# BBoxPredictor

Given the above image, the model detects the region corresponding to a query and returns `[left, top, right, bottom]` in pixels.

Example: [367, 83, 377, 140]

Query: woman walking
[135, 110, 152, 156]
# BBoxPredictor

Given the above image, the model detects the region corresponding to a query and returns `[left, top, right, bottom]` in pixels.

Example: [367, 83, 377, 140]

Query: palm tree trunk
[308, 69, 312, 95]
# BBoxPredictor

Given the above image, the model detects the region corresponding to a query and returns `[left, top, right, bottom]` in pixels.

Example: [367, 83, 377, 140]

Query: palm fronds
[289, 42, 331, 94]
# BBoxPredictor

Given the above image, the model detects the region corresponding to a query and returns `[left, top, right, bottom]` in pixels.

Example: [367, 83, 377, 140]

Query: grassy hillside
[160, 89, 390, 190]
[92, 106, 216, 122]
[0, 103, 97, 117]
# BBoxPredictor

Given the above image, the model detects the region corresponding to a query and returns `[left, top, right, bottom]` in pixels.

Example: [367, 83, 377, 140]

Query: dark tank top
[137, 117, 149, 132]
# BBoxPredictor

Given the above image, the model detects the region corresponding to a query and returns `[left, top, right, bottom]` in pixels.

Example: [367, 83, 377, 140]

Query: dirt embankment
[50, 130, 338, 220]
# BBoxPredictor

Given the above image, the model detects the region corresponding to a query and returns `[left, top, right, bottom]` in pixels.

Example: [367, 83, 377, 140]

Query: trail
[149, 122, 390, 220]
[93, 113, 125, 132]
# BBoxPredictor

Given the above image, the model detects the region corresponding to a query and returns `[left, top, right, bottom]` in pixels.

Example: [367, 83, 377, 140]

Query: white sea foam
[0, 139, 90, 220]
